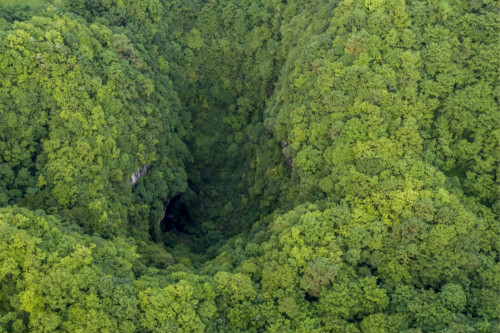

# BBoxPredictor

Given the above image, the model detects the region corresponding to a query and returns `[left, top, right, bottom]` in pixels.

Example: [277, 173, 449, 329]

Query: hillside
[0, 0, 498, 332]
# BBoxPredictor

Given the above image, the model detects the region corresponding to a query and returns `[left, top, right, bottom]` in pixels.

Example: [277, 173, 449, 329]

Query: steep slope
[0, 10, 188, 238]
[0, 0, 498, 332]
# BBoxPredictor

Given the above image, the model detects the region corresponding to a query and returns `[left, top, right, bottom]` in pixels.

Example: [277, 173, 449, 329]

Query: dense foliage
[0, 0, 498, 332]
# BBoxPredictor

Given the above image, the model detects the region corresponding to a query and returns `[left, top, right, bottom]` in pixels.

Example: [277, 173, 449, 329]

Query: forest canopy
[0, 0, 498, 332]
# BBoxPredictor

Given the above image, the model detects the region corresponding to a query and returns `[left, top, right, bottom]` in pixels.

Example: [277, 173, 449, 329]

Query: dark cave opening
[160, 195, 191, 234]
[158, 191, 226, 258]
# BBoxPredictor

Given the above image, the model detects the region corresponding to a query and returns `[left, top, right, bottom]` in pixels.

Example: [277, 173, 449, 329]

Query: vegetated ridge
[0, 0, 498, 332]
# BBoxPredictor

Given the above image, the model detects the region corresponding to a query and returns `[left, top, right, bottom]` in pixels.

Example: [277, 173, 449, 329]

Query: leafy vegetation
[0, 0, 498, 332]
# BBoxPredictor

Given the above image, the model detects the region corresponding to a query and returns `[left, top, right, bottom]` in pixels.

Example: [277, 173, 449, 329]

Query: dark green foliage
[0, 12, 187, 237]
[0, 0, 498, 332]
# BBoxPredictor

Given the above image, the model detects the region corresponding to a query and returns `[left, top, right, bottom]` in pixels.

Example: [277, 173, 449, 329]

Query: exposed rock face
[130, 165, 149, 187]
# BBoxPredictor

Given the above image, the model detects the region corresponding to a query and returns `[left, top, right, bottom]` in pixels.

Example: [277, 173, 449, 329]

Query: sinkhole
[158, 192, 226, 257]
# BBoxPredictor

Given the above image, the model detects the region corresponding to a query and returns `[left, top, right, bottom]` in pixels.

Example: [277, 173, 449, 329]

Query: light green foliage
[138, 281, 211, 333]
[0, 206, 140, 333]
[0, 0, 498, 332]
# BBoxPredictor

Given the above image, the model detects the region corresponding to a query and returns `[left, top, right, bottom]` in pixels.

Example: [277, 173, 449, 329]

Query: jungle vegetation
[0, 0, 499, 332]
